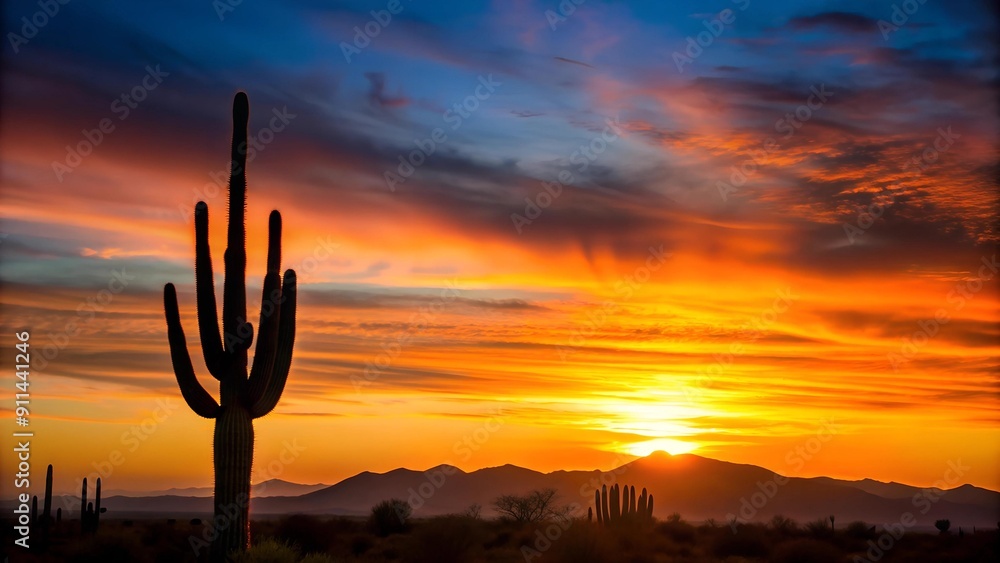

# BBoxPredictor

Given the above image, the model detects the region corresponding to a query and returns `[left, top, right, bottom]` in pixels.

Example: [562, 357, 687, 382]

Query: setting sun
[621, 439, 700, 457]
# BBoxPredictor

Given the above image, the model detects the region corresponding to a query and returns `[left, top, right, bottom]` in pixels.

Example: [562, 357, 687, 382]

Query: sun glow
[622, 438, 699, 456]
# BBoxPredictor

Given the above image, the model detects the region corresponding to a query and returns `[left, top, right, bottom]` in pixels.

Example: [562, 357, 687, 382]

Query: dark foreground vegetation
[3, 511, 997, 563]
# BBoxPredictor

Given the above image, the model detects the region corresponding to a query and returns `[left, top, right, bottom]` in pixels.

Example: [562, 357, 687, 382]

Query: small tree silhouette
[493, 488, 564, 523]
[934, 519, 951, 534]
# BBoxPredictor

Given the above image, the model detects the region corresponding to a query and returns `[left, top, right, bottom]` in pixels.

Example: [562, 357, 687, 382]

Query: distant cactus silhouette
[163, 92, 298, 560]
[595, 484, 653, 526]
[80, 476, 105, 534]
[27, 464, 55, 551]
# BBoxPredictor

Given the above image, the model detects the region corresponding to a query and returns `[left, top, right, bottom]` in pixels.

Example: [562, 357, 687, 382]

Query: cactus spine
[163, 92, 298, 560]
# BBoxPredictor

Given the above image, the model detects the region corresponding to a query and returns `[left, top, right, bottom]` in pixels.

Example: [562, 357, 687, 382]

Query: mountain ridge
[8, 452, 997, 528]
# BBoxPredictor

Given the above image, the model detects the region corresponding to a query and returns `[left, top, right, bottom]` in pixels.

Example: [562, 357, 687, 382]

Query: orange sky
[1, 0, 998, 498]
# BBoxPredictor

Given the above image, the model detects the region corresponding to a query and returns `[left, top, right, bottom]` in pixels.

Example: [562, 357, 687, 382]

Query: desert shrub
[845, 520, 873, 539]
[770, 538, 841, 563]
[770, 514, 799, 534]
[806, 517, 833, 538]
[368, 498, 412, 537]
[233, 538, 300, 563]
[275, 514, 331, 553]
[403, 515, 485, 563]
[657, 519, 697, 543]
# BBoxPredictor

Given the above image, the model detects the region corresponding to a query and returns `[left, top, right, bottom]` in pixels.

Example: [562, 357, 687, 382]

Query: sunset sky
[1, 0, 998, 497]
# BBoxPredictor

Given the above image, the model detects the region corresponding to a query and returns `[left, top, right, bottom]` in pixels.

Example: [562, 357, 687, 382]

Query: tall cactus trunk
[211, 406, 254, 559]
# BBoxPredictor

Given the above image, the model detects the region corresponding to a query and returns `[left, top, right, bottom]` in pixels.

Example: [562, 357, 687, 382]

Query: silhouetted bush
[769, 514, 798, 534]
[657, 519, 696, 543]
[806, 517, 833, 538]
[935, 519, 951, 534]
[368, 498, 412, 536]
[232, 538, 299, 563]
[846, 520, 873, 539]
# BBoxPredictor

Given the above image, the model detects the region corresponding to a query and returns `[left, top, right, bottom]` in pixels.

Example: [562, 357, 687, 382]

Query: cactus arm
[194, 201, 227, 379]
[249, 269, 296, 418]
[223, 92, 251, 355]
[246, 212, 283, 402]
[165, 284, 220, 418]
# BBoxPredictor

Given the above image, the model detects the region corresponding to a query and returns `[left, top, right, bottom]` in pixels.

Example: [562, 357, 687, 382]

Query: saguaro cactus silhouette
[596, 484, 654, 526]
[79, 477, 105, 534]
[163, 92, 298, 559]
